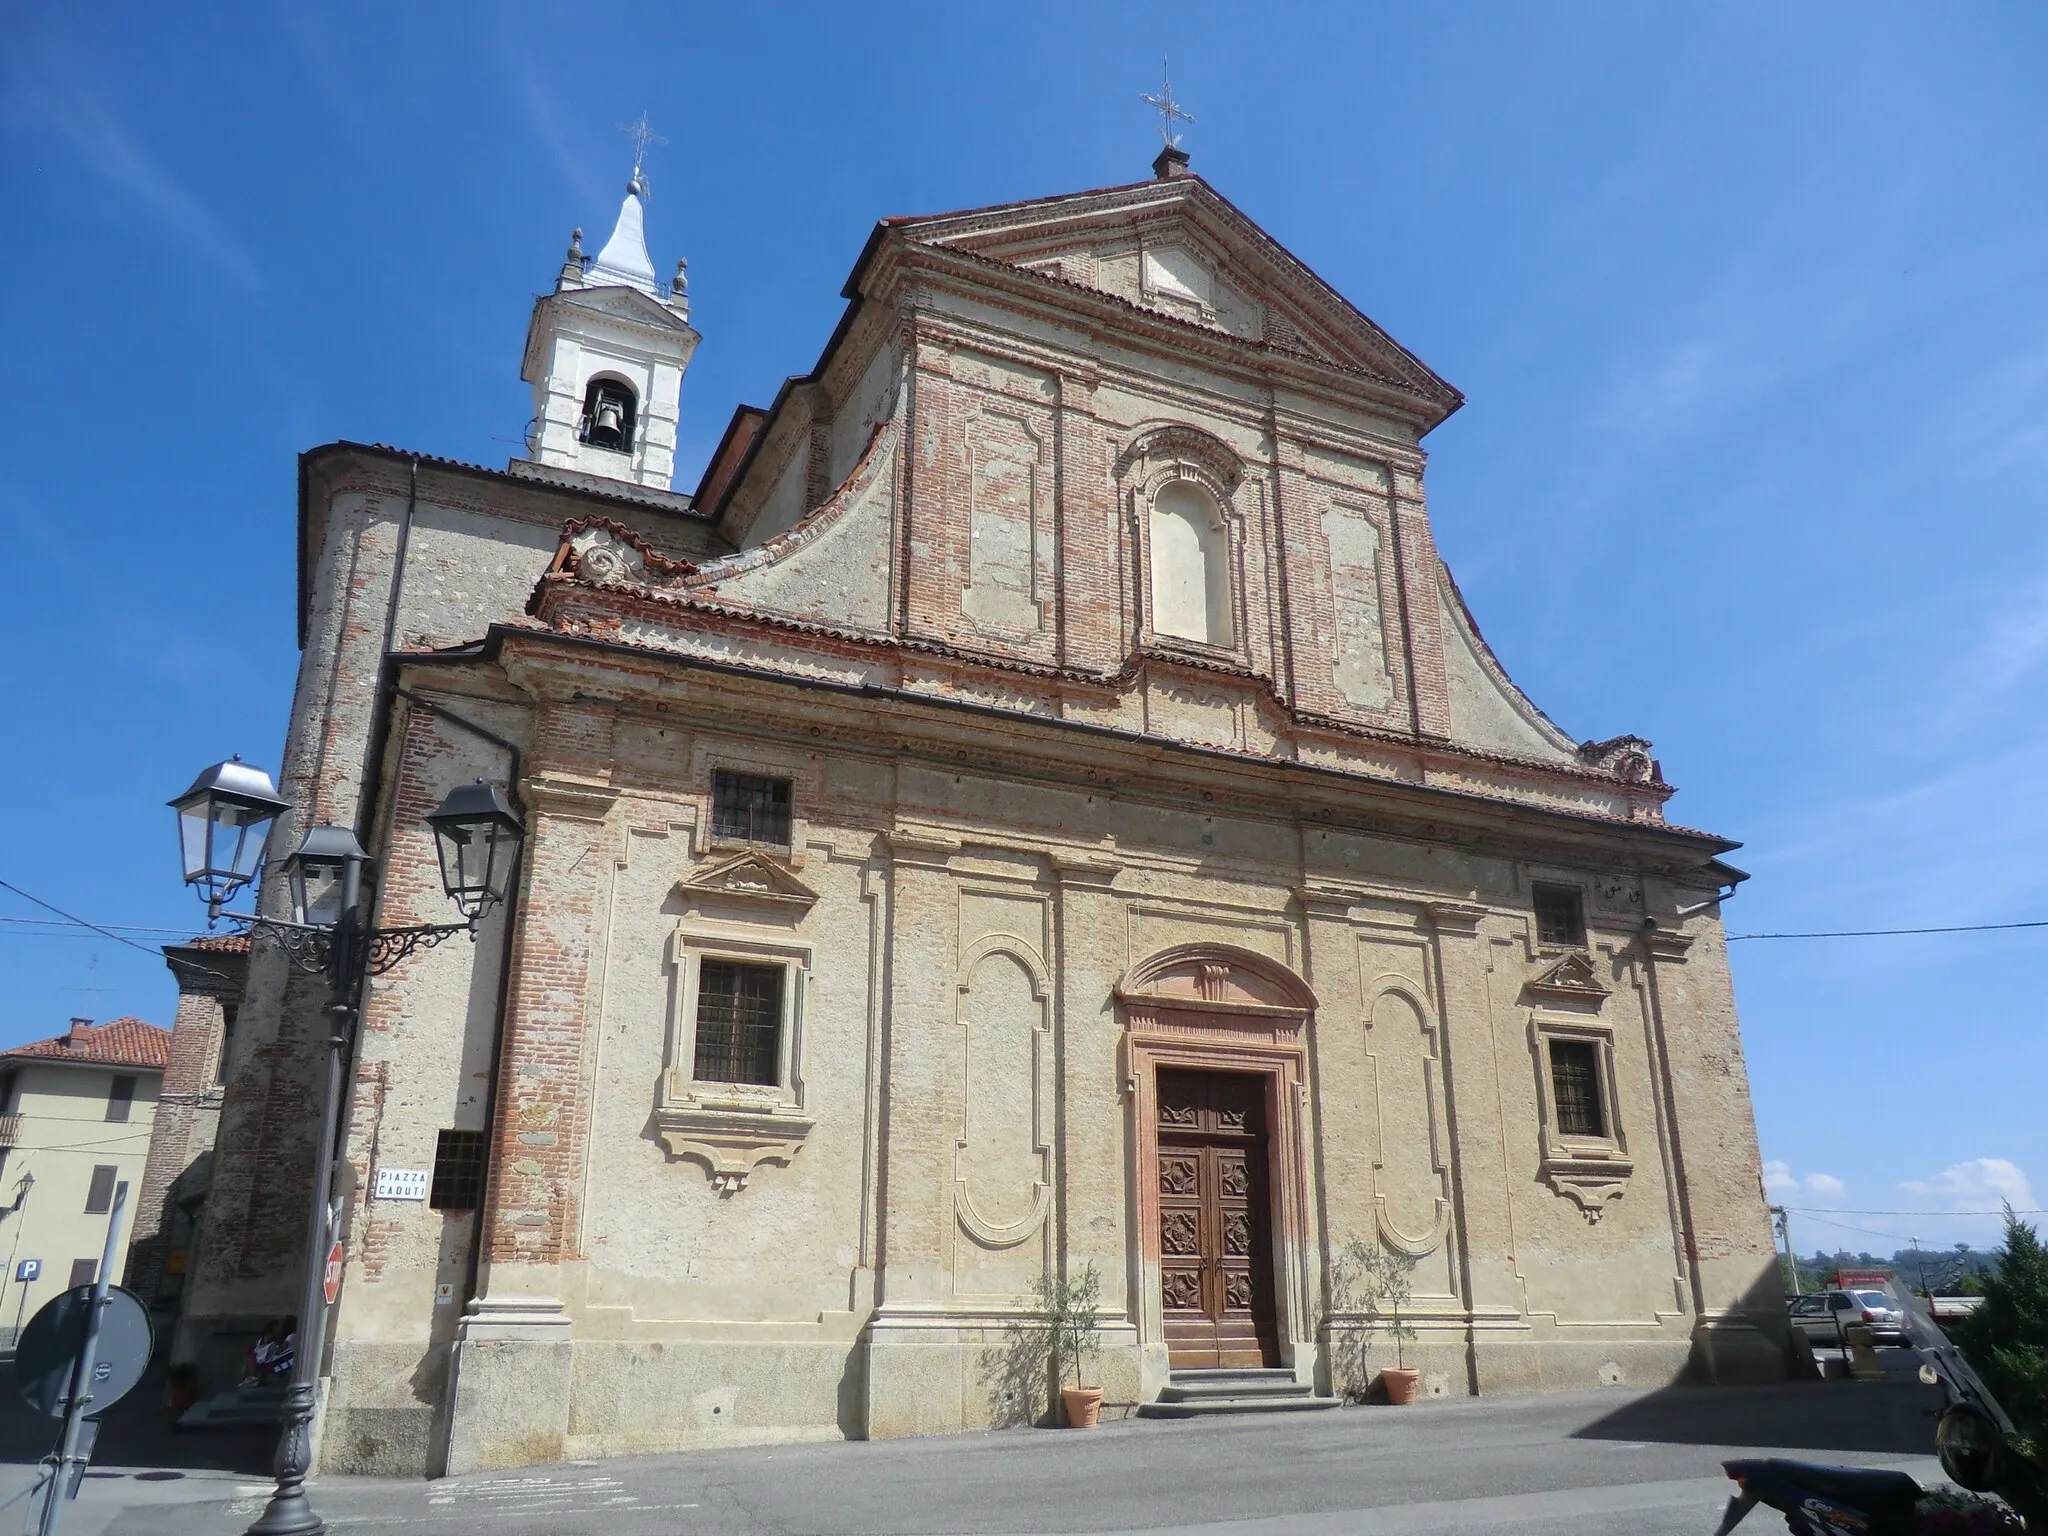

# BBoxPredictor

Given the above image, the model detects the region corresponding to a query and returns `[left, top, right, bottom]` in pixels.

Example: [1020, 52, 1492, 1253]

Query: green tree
[1953, 1207, 2048, 1450]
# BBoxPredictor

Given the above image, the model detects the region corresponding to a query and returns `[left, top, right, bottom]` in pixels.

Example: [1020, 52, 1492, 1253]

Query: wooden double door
[1156, 1069, 1280, 1368]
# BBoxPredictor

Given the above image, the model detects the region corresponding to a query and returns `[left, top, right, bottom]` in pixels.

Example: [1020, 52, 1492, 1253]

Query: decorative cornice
[1426, 902, 1488, 936]
[1640, 927, 1696, 964]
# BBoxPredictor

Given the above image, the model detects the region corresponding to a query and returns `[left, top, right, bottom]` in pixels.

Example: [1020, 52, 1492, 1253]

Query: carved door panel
[1157, 1070, 1278, 1368]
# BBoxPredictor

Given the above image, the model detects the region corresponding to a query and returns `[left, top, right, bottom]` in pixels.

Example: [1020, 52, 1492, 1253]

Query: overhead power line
[0, 875, 233, 984]
[1787, 1205, 2046, 1218]
[1731, 920, 2048, 941]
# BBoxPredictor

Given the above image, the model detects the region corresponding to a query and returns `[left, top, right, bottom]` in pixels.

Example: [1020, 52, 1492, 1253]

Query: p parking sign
[14, 1259, 38, 1282]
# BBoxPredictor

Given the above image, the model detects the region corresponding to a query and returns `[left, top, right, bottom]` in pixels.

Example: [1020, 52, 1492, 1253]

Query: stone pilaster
[1427, 901, 1538, 1391]
[864, 829, 964, 1438]
[1050, 850, 1140, 1400]
[444, 701, 619, 1474]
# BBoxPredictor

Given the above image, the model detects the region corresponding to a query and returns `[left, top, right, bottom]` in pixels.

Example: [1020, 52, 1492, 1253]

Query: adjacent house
[0, 1017, 169, 1344]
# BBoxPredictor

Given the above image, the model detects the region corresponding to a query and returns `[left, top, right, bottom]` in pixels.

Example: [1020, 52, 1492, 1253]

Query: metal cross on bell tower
[619, 110, 667, 195]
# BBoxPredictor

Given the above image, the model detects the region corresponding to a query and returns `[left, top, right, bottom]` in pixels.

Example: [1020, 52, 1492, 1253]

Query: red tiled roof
[1, 1017, 170, 1071]
[173, 933, 252, 953]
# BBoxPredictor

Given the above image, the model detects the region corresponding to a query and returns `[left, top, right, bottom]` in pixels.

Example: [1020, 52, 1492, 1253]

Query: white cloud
[1763, 1160, 1847, 1201]
[1898, 1158, 2037, 1216]
[3, 49, 260, 290]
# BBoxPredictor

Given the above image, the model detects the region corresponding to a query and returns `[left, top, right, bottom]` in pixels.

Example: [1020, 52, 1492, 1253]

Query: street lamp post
[169, 764, 523, 1536]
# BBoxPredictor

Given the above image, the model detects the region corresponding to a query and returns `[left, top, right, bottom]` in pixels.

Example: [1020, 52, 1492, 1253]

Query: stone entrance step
[177, 1384, 287, 1430]
[1138, 1367, 1340, 1419]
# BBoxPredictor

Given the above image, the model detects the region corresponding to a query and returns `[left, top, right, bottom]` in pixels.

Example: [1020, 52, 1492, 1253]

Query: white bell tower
[519, 134, 698, 492]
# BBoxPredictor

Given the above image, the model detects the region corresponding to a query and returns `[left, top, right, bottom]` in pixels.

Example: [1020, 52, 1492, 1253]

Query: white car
[1787, 1289, 1909, 1345]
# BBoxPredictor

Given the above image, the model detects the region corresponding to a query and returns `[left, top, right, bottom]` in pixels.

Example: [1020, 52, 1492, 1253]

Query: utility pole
[1772, 1205, 1800, 1295]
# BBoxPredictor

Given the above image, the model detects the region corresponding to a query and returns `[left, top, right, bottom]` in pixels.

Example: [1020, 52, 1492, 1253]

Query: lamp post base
[245, 1379, 325, 1534]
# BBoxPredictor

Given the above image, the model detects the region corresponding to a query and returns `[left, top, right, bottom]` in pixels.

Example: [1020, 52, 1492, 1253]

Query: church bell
[590, 396, 626, 449]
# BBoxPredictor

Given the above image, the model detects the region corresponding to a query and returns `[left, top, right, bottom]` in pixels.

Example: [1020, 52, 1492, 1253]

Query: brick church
[163, 138, 1786, 1474]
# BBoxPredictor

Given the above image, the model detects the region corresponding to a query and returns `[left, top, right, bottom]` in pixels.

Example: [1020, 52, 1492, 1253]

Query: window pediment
[1524, 951, 1609, 1003]
[673, 851, 819, 917]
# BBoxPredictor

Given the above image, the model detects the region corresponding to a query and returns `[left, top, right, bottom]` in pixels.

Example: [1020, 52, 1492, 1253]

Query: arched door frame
[1116, 944, 1317, 1386]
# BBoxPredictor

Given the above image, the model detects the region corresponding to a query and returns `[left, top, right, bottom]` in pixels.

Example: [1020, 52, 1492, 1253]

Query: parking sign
[14, 1259, 38, 1282]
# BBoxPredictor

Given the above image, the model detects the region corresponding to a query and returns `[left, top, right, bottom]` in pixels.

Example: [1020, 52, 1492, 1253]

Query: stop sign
[322, 1239, 344, 1305]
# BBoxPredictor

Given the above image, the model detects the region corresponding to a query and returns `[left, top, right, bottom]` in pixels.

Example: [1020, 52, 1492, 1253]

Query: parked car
[1788, 1289, 1910, 1345]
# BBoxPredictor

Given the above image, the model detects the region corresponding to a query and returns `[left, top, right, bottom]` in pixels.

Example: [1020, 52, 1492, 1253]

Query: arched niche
[1149, 480, 1234, 647]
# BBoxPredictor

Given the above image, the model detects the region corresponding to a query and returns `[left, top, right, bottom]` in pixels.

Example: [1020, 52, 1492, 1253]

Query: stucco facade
[0, 1019, 167, 1344]
[172, 151, 1787, 1478]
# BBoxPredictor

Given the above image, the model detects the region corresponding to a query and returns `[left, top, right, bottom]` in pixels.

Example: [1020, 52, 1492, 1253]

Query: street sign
[373, 1168, 429, 1201]
[322, 1239, 345, 1305]
[15, 1258, 39, 1282]
[12, 1285, 153, 1418]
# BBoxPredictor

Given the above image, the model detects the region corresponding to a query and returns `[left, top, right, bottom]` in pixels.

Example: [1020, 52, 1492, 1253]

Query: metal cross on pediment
[1141, 59, 1195, 148]
[619, 111, 667, 191]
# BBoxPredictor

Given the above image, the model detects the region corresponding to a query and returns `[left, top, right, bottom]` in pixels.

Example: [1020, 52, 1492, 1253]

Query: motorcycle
[1710, 1293, 2048, 1533]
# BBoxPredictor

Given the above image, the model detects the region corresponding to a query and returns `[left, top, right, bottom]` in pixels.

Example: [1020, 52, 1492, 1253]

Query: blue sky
[3, 4, 2044, 1253]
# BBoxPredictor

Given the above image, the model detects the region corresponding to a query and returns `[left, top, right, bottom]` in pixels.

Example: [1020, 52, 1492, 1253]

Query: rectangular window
[429, 1129, 487, 1212]
[106, 1074, 136, 1123]
[1549, 1040, 1606, 1138]
[68, 1259, 98, 1289]
[711, 771, 792, 848]
[84, 1165, 118, 1214]
[1533, 882, 1586, 948]
[692, 961, 784, 1086]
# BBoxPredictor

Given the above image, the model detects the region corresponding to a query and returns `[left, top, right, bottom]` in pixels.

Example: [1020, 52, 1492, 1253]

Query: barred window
[711, 772, 792, 848]
[1532, 882, 1586, 948]
[430, 1129, 487, 1212]
[1549, 1040, 1605, 1139]
[693, 961, 784, 1086]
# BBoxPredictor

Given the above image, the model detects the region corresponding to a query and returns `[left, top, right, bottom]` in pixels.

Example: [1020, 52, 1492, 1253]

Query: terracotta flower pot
[1060, 1386, 1104, 1427]
[1380, 1368, 1421, 1405]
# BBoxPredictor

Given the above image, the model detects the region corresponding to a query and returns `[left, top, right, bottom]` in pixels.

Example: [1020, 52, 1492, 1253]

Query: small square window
[711, 771, 792, 848]
[85, 1164, 118, 1214]
[693, 961, 784, 1086]
[1532, 882, 1586, 948]
[106, 1074, 136, 1124]
[430, 1129, 487, 1212]
[1549, 1040, 1605, 1138]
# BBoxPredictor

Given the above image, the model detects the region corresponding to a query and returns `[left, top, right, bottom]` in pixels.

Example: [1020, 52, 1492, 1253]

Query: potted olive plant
[1327, 1238, 1421, 1404]
[1035, 1262, 1105, 1427]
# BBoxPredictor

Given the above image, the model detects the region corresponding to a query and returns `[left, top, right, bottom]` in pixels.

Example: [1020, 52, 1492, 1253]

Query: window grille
[1549, 1040, 1605, 1139]
[85, 1164, 118, 1214]
[430, 1129, 488, 1212]
[711, 771, 792, 848]
[693, 961, 784, 1086]
[1532, 882, 1586, 948]
[106, 1074, 136, 1124]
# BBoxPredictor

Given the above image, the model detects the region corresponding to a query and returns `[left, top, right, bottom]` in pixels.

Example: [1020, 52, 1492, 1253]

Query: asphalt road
[4, 1364, 1955, 1536]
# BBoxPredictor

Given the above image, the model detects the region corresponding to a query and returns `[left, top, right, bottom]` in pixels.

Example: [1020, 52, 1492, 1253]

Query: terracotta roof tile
[1, 1017, 170, 1071]
[173, 932, 252, 953]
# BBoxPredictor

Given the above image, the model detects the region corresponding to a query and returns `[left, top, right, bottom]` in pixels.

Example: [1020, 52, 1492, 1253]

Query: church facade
[171, 146, 1786, 1476]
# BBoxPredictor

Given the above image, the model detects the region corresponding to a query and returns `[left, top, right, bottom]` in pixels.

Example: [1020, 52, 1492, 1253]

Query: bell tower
[519, 133, 698, 492]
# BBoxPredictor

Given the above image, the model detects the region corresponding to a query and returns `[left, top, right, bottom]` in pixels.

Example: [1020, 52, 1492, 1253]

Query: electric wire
[0, 875, 235, 984]
[1730, 920, 2048, 941]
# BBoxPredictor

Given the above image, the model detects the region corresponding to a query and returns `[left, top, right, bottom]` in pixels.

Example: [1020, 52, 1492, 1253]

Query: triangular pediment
[1525, 951, 1609, 1001]
[892, 177, 1458, 417]
[674, 851, 819, 912]
[555, 283, 694, 333]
